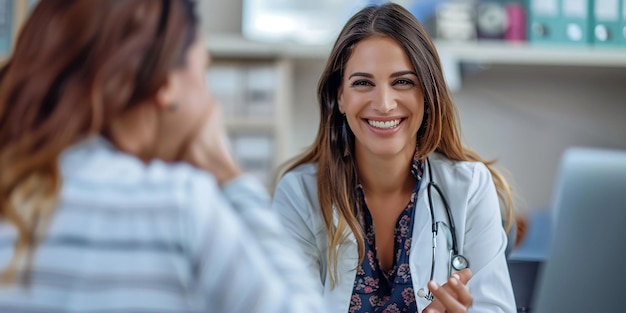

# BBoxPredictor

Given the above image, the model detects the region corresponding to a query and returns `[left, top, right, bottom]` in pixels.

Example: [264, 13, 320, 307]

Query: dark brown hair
[0, 0, 198, 283]
[282, 2, 515, 286]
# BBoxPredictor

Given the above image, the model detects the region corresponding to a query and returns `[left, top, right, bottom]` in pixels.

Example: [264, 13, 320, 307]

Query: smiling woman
[272, 2, 516, 313]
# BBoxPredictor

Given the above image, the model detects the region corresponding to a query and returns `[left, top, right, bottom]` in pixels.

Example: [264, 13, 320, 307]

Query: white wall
[199, 0, 241, 34]
[454, 65, 626, 213]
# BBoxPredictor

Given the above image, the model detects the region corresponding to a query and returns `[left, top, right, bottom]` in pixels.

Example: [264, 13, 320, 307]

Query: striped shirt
[0, 137, 322, 313]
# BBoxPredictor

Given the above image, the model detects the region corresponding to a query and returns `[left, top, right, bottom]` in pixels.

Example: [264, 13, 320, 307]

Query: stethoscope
[416, 157, 470, 301]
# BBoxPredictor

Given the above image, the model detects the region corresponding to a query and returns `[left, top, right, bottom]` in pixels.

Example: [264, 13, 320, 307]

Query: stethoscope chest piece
[451, 254, 469, 271]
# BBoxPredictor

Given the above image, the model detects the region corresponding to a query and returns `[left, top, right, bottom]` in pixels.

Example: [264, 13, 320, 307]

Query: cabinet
[206, 56, 293, 187]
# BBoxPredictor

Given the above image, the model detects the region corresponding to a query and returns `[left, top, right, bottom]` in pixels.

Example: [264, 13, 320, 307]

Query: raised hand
[182, 99, 242, 185]
[423, 268, 473, 313]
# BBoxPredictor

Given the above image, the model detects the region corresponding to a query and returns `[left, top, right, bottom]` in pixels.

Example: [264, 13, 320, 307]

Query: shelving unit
[206, 55, 293, 187]
[224, 117, 275, 131]
[207, 34, 332, 59]
[207, 33, 626, 67]
[434, 40, 626, 67]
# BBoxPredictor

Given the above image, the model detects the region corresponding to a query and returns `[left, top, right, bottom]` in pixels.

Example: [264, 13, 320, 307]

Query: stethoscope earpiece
[417, 288, 433, 301]
[417, 288, 426, 298]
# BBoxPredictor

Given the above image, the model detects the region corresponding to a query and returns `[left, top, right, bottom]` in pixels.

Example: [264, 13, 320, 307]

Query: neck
[355, 148, 416, 198]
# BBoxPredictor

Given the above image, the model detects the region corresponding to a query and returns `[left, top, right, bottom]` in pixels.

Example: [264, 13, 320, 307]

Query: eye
[393, 78, 415, 86]
[350, 80, 374, 88]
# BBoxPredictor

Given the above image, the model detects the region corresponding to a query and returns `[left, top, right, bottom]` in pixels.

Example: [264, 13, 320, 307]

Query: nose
[372, 85, 397, 113]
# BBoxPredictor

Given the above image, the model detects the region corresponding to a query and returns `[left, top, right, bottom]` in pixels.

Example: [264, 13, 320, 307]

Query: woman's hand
[182, 99, 242, 185]
[423, 268, 473, 313]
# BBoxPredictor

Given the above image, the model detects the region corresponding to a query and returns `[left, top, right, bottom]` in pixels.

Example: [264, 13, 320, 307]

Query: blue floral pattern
[349, 158, 423, 313]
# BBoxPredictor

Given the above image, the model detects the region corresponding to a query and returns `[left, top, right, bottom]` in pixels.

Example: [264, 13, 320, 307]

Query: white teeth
[368, 119, 401, 129]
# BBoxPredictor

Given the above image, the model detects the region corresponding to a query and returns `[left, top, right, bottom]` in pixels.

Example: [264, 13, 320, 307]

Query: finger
[454, 268, 473, 285]
[423, 298, 445, 313]
[424, 278, 463, 313]
[423, 270, 473, 313]
[449, 274, 473, 307]
[428, 280, 467, 313]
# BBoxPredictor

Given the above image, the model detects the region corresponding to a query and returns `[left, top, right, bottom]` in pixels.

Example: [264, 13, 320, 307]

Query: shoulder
[428, 152, 495, 204]
[272, 163, 320, 220]
[429, 153, 502, 235]
[281, 163, 318, 180]
[275, 163, 318, 199]
[60, 136, 221, 212]
[429, 152, 491, 185]
[59, 137, 230, 259]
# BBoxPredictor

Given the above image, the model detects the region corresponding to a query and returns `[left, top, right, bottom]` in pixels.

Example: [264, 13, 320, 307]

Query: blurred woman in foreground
[0, 1, 320, 312]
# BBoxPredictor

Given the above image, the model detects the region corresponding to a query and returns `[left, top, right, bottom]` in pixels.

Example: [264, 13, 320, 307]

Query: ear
[337, 86, 345, 114]
[155, 74, 181, 110]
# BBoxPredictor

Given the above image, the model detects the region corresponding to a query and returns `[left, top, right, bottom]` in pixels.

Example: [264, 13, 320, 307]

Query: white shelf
[206, 34, 626, 67]
[435, 40, 626, 68]
[207, 34, 331, 59]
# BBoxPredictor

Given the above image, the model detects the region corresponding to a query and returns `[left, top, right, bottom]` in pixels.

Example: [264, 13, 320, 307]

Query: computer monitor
[532, 147, 626, 313]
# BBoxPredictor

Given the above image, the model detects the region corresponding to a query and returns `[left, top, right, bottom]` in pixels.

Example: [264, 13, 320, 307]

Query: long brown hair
[0, 0, 198, 283]
[282, 3, 515, 286]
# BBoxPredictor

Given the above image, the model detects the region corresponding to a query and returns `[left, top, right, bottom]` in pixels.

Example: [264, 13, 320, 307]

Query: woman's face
[337, 35, 425, 161]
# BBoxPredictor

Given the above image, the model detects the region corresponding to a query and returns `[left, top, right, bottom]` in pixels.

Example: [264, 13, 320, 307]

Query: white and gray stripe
[0, 137, 322, 313]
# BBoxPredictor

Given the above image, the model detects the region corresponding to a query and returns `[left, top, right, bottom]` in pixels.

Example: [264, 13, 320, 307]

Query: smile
[367, 119, 402, 129]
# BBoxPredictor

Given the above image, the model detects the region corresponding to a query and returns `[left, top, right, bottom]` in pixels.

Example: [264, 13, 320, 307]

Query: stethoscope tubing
[419, 157, 469, 301]
[426, 157, 460, 256]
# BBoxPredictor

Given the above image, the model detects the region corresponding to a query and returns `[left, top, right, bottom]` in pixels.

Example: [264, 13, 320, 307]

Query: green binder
[592, 0, 622, 45]
[528, 0, 561, 43]
[529, 0, 596, 45]
[560, 0, 593, 45]
[621, 0, 626, 45]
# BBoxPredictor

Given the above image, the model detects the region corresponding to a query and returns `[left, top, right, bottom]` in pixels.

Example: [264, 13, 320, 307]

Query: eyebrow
[348, 70, 418, 79]
[391, 70, 418, 78]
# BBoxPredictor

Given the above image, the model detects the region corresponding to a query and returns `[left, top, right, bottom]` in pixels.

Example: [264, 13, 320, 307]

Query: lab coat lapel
[411, 159, 437, 310]
[329, 205, 359, 313]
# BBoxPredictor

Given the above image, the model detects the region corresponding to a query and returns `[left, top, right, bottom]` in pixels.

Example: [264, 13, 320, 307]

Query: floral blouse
[349, 159, 423, 313]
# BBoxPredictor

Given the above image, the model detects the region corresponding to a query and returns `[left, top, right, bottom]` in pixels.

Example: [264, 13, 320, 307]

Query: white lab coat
[272, 152, 516, 313]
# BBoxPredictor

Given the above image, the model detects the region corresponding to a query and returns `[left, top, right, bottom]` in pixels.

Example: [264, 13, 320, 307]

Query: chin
[363, 143, 412, 159]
